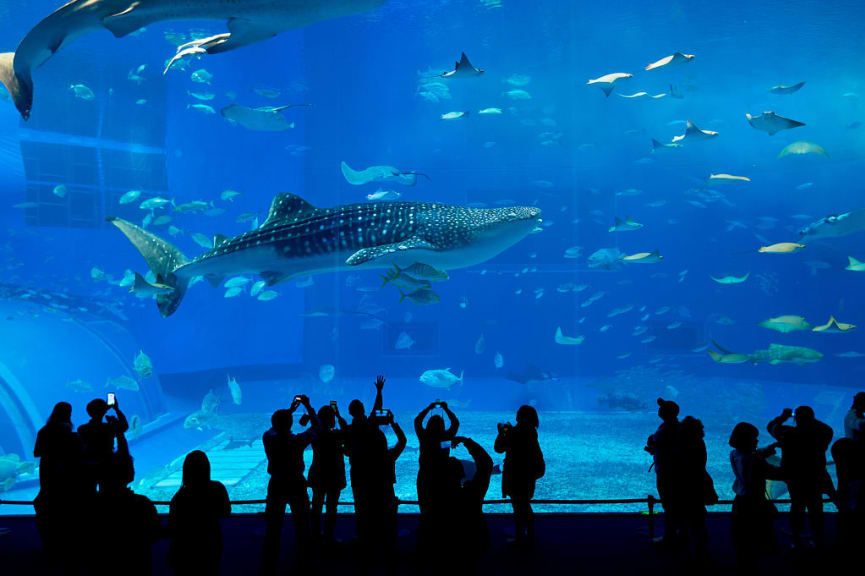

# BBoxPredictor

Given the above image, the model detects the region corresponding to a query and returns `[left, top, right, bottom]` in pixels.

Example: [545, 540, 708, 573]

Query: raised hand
[375, 375, 386, 390]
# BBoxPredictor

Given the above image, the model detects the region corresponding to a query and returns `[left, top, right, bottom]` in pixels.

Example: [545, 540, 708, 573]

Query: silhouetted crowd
[27, 378, 865, 575]
[29, 376, 544, 575]
[646, 393, 865, 574]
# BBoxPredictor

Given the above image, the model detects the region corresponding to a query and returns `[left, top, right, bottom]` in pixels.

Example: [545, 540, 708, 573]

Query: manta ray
[0, 0, 386, 119]
[108, 193, 541, 317]
[799, 208, 865, 241]
[341, 161, 427, 187]
[441, 52, 484, 78]
[746, 111, 805, 135]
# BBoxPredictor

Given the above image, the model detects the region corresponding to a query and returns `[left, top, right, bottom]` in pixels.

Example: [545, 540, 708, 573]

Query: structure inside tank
[1, 0, 864, 514]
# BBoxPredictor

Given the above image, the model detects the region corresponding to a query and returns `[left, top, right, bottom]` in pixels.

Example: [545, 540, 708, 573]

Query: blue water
[1, 0, 864, 512]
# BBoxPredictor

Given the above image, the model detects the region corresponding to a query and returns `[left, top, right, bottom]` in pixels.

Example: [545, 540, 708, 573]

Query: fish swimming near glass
[0, 0, 387, 119]
[108, 193, 541, 317]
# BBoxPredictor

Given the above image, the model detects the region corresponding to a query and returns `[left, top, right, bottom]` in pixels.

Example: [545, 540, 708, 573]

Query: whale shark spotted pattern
[108, 193, 541, 317]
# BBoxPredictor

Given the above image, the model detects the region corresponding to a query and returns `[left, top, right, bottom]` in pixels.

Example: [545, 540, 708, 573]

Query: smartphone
[107, 393, 115, 407]
[439, 440, 452, 450]
[330, 400, 338, 410]
[374, 409, 389, 417]
[293, 395, 303, 404]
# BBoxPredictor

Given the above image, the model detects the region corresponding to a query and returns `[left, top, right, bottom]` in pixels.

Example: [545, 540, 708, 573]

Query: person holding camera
[414, 400, 460, 561]
[260, 394, 320, 575]
[728, 422, 783, 573]
[450, 436, 493, 574]
[645, 397, 682, 547]
[767, 406, 834, 548]
[308, 401, 348, 545]
[79, 396, 129, 494]
[494, 405, 543, 546]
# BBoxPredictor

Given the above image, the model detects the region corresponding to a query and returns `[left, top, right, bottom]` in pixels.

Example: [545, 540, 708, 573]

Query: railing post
[647, 495, 655, 541]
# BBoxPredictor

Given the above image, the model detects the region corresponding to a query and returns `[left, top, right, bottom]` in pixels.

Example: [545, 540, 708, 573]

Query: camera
[330, 400, 338, 411]
[293, 395, 303, 404]
[439, 440, 453, 451]
[372, 409, 392, 425]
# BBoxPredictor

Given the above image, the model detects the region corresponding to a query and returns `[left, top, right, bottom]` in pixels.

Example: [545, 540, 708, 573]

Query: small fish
[609, 216, 643, 232]
[319, 364, 336, 383]
[367, 188, 400, 201]
[655, 306, 671, 315]
[400, 263, 449, 283]
[503, 89, 532, 100]
[224, 287, 243, 298]
[139, 197, 172, 211]
[419, 369, 463, 390]
[554, 326, 584, 346]
[641, 336, 657, 343]
[221, 189, 241, 202]
[395, 331, 415, 350]
[69, 83, 95, 100]
[190, 69, 213, 84]
[91, 267, 107, 282]
[254, 87, 282, 99]
[106, 375, 139, 392]
[250, 280, 267, 297]
[187, 103, 216, 115]
[478, 107, 502, 115]
[475, 333, 486, 355]
[505, 73, 531, 87]
[191, 233, 212, 249]
[709, 174, 750, 183]
[152, 215, 172, 226]
[52, 185, 68, 198]
[563, 246, 583, 259]
[759, 315, 811, 333]
[227, 375, 242, 405]
[187, 90, 215, 101]
[759, 243, 805, 254]
[667, 322, 681, 330]
[119, 190, 142, 204]
[66, 379, 93, 393]
[168, 225, 183, 237]
[133, 350, 153, 380]
[399, 288, 440, 305]
[441, 110, 469, 120]
[257, 290, 279, 301]
[836, 351, 865, 358]
[494, 352, 504, 369]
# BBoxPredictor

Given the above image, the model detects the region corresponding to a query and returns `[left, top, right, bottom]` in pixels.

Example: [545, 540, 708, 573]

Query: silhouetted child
[93, 433, 161, 576]
[261, 394, 319, 575]
[645, 397, 681, 546]
[78, 397, 128, 493]
[767, 406, 834, 548]
[166, 451, 231, 575]
[494, 405, 543, 546]
[33, 402, 84, 564]
[414, 401, 459, 561]
[729, 422, 782, 574]
[309, 403, 347, 545]
[678, 416, 713, 559]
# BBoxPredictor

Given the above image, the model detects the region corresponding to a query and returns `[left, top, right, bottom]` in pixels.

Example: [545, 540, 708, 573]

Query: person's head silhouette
[656, 398, 679, 423]
[681, 416, 704, 440]
[794, 405, 814, 426]
[516, 405, 539, 429]
[426, 414, 445, 435]
[318, 406, 336, 431]
[729, 422, 759, 452]
[48, 402, 73, 427]
[348, 399, 365, 421]
[271, 409, 292, 432]
[87, 398, 109, 421]
[182, 450, 211, 488]
[853, 392, 865, 412]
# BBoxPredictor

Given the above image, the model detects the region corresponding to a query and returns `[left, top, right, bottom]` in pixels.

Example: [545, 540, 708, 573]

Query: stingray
[587, 72, 632, 97]
[746, 111, 805, 135]
[441, 52, 484, 78]
[341, 161, 428, 187]
[769, 81, 806, 95]
[221, 103, 309, 131]
[672, 120, 718, 143]
[645, 51, 695, 71]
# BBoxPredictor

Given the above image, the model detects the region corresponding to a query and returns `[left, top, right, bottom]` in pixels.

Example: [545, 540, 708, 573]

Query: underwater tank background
[1, 0, 865, 511]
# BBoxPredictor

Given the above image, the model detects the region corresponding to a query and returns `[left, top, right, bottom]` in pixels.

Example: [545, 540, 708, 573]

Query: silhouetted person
[93, 433, 161, 576]
[678, 416, 712, 559]
[729, 422, 782, 574]
[166, 451, 231, 575]
[414, 401, 459, 563]
[78, 397, 128, 493]
[844, 392, 865, 444]
[33, 402, 84, 565]
[343, 375, 386, 545]
[366, 407, 406, 574]
[260, 395, 319, 575]
[494, 405, 544, 546]
[767, 406, 834, 548]
[309, 402, 347, 545]
[645, 397, 681, 546]
[449, 436, 493, 575]
[831, 437, 864, 553]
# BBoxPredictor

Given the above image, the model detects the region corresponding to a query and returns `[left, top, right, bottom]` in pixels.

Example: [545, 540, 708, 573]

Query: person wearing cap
[78, 397, 129, 494]
[767, 406, 834, 548]
[844, 392, 865, 444]
[645, 397, 682, 546]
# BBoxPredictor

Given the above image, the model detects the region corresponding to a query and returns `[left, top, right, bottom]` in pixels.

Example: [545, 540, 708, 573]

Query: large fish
[0, 0, 386, 119]
[799, 208, 865, 241]
[108, 193, 541, 317]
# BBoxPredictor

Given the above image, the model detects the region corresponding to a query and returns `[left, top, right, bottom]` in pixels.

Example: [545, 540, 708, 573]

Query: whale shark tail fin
[106, 217, 190, 317]
[0, 52, 33, 120]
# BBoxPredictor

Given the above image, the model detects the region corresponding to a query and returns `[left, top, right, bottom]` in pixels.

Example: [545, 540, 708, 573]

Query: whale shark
[0, 0, 386, 119]
[799, 208, 865, 241]
[108, 193, 541, 317]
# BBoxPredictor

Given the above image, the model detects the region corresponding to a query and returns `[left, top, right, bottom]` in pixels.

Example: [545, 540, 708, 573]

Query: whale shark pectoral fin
[102, 2, 149, 38]
[260, 271, 288, 286]
[346, 238, 437, 266]
[203, 18, 280, 55]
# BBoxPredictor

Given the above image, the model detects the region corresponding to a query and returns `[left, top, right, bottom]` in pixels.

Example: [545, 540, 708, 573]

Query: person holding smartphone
[413, 400, 459, 565]
[261, 394, 319, 575]
[78, 395, 129, 494]
[308, 401, 348, 545]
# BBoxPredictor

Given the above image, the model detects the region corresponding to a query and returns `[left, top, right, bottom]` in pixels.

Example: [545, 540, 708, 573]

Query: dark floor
[0, 512, 842, 575]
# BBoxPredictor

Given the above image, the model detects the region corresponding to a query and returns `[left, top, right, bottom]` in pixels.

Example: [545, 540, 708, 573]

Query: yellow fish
[709, 173, 750, 183]
[759, 242, 805, 254]
[759, 315, 811, 333]
[620, 249, 663, 263]
[812, 316, 856, 333]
